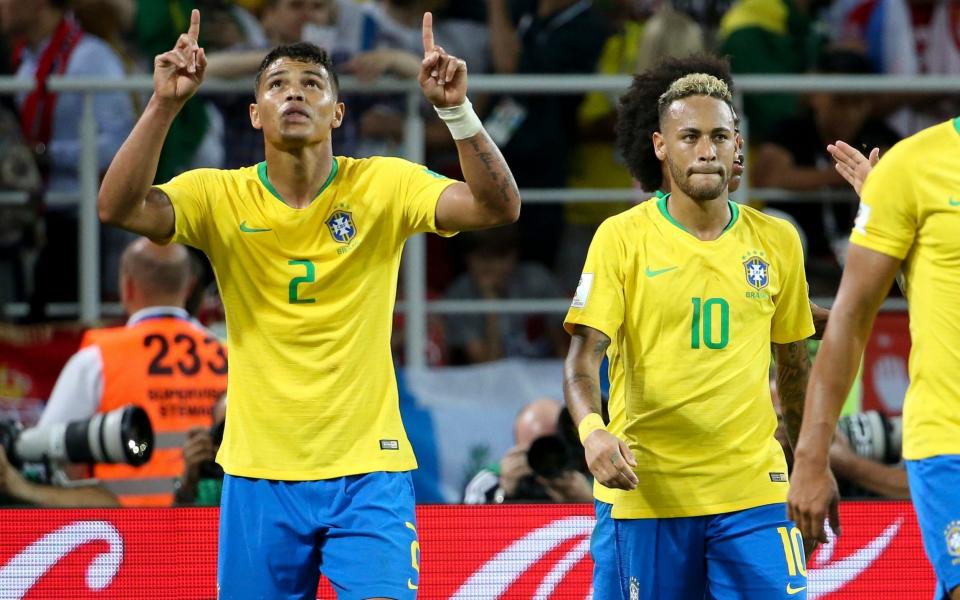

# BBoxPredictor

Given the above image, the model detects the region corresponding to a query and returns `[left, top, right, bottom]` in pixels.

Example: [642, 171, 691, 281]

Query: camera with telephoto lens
[0, 404, 154, 471]
[526, 407, 586, 480]
[836, 410, 902, 464]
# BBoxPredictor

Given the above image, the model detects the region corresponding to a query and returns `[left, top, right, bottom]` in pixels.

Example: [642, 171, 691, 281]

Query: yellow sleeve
[564, 219, 625, 341]
[394, 158, 458, 238]
[849, 148, 918, 260]
[771, 221, 815, 344]
[155, 169, 217, 252]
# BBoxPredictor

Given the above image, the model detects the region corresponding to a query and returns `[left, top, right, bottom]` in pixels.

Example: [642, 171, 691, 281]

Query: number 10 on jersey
[691, 297, 729, 349]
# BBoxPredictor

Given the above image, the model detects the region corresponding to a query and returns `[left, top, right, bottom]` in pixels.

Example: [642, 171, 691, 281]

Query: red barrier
[0, 502, 934, 598]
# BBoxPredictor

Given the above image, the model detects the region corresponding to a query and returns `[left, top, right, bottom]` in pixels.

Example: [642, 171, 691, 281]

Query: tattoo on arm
[467, 135, 518, 205]
[775, 340, 811, 451]
[564, 326, 611, 420]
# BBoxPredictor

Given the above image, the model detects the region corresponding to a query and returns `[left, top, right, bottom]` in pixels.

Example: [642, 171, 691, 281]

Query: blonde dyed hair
[657, 73, 733, 117]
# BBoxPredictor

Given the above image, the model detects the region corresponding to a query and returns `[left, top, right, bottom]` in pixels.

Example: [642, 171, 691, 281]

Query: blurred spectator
[1, 0, 135, 312]
[173, 393, 226, 506]
[827, 0, 960, 136]
[36, 238, 227, 506]
[717, 0, 827, 142]
[487, 0, 609, 268]
[559, 1, 705, 289]
[463, 398, 593, 504]
[752, 49, 899, 277]
[444, 226, 566, 364]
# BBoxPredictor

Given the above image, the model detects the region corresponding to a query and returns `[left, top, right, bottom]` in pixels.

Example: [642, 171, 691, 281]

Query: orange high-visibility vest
[83, 315, 227, 506]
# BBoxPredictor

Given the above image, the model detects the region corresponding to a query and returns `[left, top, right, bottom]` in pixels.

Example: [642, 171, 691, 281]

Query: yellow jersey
[851, 118, 960, 460]
[565, 195, 813, 518]
[157, 156, 455, 480]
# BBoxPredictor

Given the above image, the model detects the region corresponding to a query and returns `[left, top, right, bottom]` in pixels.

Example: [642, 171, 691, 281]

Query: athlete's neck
[664, 191, 732, 241]
[263, 144, 335, 209]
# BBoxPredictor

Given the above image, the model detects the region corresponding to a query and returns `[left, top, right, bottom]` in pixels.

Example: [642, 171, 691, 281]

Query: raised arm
[564, 325, 637, 491]
[417, 13, 520, 232]
[788, 244, 901, 543]
[97, 9, 207, 241]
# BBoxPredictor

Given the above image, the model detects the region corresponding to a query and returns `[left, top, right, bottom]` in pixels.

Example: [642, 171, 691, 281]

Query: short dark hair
[616, 54, 734, 192]
[254, 42, 339, 97]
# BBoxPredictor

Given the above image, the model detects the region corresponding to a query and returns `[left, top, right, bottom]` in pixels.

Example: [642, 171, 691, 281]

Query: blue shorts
[217, 471, 419, 600]
[906, 456, 960, 600]
[615, 503, 808, 600]
[591, 500, 619, 600]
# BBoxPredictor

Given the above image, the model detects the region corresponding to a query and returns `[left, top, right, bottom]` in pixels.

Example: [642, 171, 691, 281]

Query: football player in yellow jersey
[790, 119, 960, 600]
[565, 72, 816, 599]
[96, 9, 520, 599]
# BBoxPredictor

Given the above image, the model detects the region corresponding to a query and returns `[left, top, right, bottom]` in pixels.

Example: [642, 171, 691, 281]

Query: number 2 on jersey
[288, 260, 316, 304]
[691, 297, 729, 349]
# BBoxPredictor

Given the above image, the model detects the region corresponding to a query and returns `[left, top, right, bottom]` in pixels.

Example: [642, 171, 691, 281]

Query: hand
[181, 426, 214, 483]
[418, 12, 467, 108]
[153, 9, 207, 106]
[787, 455, 842, 546]
[537, 470, 594, 503]
[827, 141, 879, 197]
[583, 429, 638, 491]
[0, 445, 26, 498]
[498, 445, 532, 497]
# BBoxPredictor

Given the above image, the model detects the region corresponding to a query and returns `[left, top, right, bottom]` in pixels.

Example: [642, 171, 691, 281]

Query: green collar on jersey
[257, 158, 339, 207]
[656, 193, 740, 238]
[953, 116, 960, 135]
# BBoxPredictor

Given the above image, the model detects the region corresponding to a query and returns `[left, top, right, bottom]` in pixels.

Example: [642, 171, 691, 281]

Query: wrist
[147, 94, 185, 118]
[434, 98, 483, 140]
[577, 413, 606, 443]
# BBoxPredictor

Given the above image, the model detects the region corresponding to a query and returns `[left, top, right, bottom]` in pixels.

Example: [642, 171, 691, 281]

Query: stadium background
[0, 0, 955, 597]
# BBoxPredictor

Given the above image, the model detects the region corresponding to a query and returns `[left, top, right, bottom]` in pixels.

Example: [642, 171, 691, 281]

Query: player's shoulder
[738, 203, 794, 232]
[878, 119, 955, 169]
[599, 197, 660, 234]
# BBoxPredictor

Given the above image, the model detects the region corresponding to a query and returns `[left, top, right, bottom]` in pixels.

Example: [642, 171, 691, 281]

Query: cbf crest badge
[326, 210, 356, 244]
[743, 254, 770, 290]
[945, 521, 960, 563]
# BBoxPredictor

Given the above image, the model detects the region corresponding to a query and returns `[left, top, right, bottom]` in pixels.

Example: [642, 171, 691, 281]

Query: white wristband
[434, 99, 483, 140]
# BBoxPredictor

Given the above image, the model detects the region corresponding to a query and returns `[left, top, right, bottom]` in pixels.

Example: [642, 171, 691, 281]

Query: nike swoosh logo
[239, 221, 271, 233]
[645, 266, 678, 278]
[949, 197, 960, 206]
[807, 518, 902, 596]
[407, 579, 418, 590]
[786, 584, 806, 595]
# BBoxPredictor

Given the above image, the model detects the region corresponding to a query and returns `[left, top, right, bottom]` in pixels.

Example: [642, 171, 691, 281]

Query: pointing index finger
[187, 8, 201, 42]
[422, 12, 434, 55]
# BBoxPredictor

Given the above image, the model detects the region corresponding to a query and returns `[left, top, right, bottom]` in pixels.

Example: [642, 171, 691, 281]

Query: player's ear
[735, 131, 744, 153]
[250, 102, 262, 130]
[653, 131, 667, 161]
[331, 101, 345, 130]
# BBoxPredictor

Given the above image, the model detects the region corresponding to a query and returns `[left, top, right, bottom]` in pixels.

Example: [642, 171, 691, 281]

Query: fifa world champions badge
[945, 521, 960, 565]
[326, 210, 356, 244]
[742, 252, 770, 290]
[629, 576, 640, 600]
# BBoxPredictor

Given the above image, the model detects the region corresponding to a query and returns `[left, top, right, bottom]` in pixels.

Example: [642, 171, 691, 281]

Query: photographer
[464, 398, 593, 504]
[37, 238, 227, 506]
[772, 378, 908, 499]
[0, 445, 119, 507]
[173, 394, 226, 506]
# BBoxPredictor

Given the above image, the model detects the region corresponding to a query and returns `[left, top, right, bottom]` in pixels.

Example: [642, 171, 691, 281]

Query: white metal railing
[5, 73, 948, 366]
